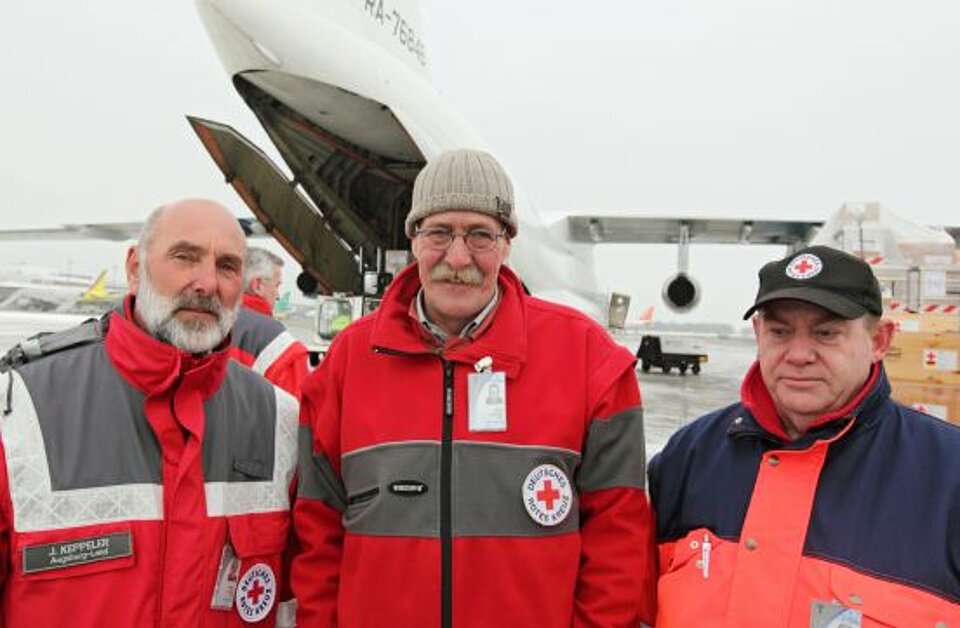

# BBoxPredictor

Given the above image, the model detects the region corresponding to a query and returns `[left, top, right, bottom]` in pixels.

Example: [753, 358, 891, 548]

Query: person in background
[230, 246, 309, 397]
[0, 199, 298, 627]
[648, 245, 960, 626]
[292, 148, 657, 627]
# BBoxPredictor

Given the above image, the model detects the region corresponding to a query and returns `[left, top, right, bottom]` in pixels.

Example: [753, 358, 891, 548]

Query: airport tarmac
[618, 333, 757, 455]
[1, 314, 757, 459]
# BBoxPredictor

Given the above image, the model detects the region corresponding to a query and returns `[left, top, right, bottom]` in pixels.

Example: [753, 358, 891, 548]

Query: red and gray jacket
[230, 293, 309, 397]
[292, 264, 657, 628]
[0, 297, 299, 627]
[649, 363, 960, 626]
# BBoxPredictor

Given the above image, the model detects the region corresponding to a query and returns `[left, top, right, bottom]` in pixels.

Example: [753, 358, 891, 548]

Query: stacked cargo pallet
[884, 300, 960, 424]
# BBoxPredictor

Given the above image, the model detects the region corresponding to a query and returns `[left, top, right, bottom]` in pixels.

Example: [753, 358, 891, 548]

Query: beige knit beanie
[405, 148, 517, 238]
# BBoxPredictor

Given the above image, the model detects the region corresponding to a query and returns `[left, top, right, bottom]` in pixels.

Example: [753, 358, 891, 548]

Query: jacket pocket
[219, 512, 290, 626]
[14, 524, 136, 582]
[656, 528, 734, 627]
[227, 511, 289, 559]
[826, 563, 956, 627]
[347, 486, 380, 506]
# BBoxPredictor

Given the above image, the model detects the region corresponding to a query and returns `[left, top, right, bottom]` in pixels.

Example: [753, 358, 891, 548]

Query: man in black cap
[647, 245, 960, 626]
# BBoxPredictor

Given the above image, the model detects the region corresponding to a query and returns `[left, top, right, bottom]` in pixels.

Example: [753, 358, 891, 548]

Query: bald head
[137, 199, 245, 256]
[125, 199, 246, 353]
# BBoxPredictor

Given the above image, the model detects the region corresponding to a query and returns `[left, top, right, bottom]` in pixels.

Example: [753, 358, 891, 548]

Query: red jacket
[0, 298, 299, 627]
[230, 293, 309, 397]
[292, 264, 657, 627]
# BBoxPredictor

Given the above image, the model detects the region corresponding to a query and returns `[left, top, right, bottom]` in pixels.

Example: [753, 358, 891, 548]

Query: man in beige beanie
[293, 148, 657, 627]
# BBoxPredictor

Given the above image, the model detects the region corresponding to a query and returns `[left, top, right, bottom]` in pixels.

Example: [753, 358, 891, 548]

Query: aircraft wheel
[692, 363, 701, 375]
[679, 364, 688, 375]
[661, 365, 671, 374]
[641, 362, 651, 373]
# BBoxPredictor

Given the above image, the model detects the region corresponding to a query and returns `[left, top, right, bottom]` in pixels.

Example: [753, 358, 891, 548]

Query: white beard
[136, 265, 239, 354]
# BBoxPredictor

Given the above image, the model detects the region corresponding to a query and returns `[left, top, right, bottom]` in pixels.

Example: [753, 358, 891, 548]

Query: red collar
[242, 292, 274, 317]
[741, 360, 880, 441]
[104, 295, 230, 397]
[370, 263, 527, 376]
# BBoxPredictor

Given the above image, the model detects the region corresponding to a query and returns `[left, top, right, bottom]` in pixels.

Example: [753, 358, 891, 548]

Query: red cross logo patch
[786, 253, 823, 280]
[235, 563, 276, 623]
[522, 464, 573, 527]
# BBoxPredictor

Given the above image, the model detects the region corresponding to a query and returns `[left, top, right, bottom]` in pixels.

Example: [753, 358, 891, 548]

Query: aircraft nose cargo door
[188, 74, 425, 299]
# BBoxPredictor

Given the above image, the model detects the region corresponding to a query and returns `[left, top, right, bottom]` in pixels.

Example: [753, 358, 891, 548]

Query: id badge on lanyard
[468, 356, 507, 432]
[211, 542, 242, 610]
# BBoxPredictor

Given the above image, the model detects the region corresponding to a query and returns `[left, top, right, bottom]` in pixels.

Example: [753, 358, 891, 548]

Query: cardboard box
[889, 380, 960, 425]
[886, 309, 960, 334]
[884, 331, 960, 386]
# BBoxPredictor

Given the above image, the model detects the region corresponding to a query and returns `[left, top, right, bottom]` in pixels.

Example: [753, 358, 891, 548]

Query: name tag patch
[22, 531, 133, 574]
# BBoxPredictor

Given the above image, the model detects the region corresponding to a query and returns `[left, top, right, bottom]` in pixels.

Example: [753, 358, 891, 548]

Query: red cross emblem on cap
[786, 253, 823, 280]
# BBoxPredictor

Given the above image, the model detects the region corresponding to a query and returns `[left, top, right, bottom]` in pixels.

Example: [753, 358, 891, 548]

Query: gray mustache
[174, 291, 222, 316]
[430, 263, 484, 286]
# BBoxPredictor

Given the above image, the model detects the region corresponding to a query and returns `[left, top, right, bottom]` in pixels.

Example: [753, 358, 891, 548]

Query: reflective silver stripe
[342, 439, 442, 460]
[1, 371, 163, 533]
[205, 386, 298, 516]
[577, 406, 647, 492]
[251, 331, 298, 376]
[275, 599, 297, 628]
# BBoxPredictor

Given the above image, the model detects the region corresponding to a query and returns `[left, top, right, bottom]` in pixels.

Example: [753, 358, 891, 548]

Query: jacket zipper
[441, 359, 454, 628]
[374, 346, 455, 625]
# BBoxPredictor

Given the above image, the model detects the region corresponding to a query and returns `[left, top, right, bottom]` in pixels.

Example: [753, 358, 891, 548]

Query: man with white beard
[0, 199, 298, 627]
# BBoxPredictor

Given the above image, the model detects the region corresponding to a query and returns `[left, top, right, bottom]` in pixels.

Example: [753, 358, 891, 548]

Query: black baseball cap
[743, 245, 883, 320]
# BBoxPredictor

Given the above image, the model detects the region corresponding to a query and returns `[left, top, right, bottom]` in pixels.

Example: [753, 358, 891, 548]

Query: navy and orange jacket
[230, 293, 309, 397]
[0, 297, 299, 627]
[292, 264, 657, 627]
[649, 362, 960, 626]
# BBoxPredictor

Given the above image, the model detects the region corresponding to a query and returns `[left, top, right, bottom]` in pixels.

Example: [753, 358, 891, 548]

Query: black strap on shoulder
[0, 312, 109, 374]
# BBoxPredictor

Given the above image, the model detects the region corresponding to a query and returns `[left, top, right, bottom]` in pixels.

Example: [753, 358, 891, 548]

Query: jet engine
[661, 272, 700, 313]
[661, 222, 700, 312]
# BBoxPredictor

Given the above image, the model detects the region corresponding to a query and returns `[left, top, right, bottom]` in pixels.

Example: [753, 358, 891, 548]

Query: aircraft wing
[566, 215, 823, 246]
[0, 223, 143, 242]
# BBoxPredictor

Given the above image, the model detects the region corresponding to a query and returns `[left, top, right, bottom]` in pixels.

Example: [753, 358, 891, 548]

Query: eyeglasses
[415, 226, 507, 252]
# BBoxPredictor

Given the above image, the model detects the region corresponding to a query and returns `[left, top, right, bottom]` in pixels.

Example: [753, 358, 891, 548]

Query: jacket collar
[369, 263, 527, 378]
[242, 292, 274, 317]
[104, 295, 230, 397]
[734, 360, 888, 445]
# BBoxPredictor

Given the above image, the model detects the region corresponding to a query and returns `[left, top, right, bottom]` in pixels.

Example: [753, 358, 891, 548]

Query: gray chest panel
[16, 347, 278, 489]
[17, 344, 161, 490]
[202, 362, 278, 482]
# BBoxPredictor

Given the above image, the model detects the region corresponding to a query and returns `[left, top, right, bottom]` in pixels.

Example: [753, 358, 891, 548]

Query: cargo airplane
[0, 1, 866, 323]
[184, 0, 834, 323]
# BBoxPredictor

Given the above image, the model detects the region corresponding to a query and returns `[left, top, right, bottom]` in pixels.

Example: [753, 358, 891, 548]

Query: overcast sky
[1, 1, 958, 325]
